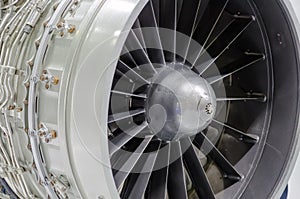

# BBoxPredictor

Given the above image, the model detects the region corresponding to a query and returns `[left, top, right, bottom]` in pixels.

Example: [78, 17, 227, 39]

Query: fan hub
[146, 64, 217, 141]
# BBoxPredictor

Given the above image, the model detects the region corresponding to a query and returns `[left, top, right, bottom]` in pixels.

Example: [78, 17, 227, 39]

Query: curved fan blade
[194, 132, 242, 183]
[181, 138, 216, 199]
[167, 142, 188, 199]
[120, 142, 161, 199]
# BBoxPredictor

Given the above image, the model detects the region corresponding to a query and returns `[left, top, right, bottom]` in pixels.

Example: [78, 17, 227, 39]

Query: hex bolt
[40, 75, 46, 81]
[8, 105, 15, 110]
[38, 123, 43, 129]
[52, 76, 59, 85]
[24, 128, 28, 133]
[39, 131, 46, 137]
[35, 40, 40, 47]
[57, 22, 64, 29]
[68, 24, 76, 34]
[50, 130, 57, 139]
[53, 3, 59, 11]
[27, 61, 34, 67]
[45, 83, 50, 89]
[59, 31, 65, 37]
[25, 82, 30, 88]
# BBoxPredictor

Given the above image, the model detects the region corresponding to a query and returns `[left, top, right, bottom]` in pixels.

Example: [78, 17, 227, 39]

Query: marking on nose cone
[205, 103, 213, 114]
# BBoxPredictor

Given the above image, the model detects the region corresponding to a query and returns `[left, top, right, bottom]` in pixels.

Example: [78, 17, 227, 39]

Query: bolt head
[50, 130, 57, 138]
[52, 77, 59, 85]
[40, 75, 46, 81]
[68, 25, 76, 34]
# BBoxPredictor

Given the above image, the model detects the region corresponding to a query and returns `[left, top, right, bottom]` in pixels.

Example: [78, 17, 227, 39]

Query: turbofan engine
[0, 0, 300, 198]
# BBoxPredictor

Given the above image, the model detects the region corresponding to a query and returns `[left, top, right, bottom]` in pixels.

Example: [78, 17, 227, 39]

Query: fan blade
[212, 119, 259, 144]
[108, 109, 145, 124]
[138, 1, 166, 65]
[181, 138, 216, 199]
[117, 60, 150, 84]
[109, 122, 148, 156]
[177, 0, 201, 36]
[192, 0, 229, 45]
[113, 136, 153, 189]
[194, 132, 242, 182]
[196, 15, 255, 74]
[111, 90, 147, 99]
[145, 144, 170, 199]
[167, 142, 188, 199]
[120, 142, 161, 199]
[159, 0, 177, 62]
[125, 30, 157, 73]
[206, 53, 265, 84]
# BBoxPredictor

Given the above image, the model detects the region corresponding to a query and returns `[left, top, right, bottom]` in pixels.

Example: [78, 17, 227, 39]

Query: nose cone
[146, 65, 216, 141]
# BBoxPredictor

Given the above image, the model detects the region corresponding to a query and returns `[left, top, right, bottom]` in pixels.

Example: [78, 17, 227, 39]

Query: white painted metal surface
[288, 1, 300, 198]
